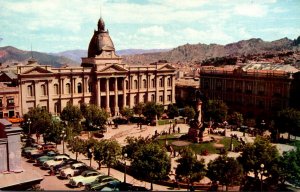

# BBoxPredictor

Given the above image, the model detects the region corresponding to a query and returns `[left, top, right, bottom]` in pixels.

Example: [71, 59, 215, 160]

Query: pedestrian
[173, 127, 175, 134]
[178, 127, 181, 133]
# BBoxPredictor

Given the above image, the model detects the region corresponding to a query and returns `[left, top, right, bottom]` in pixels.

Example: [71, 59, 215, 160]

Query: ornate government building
[16, 18, 176, 116]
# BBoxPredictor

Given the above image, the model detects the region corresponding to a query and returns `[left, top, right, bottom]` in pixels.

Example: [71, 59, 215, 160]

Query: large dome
[88, 17, 115, 58]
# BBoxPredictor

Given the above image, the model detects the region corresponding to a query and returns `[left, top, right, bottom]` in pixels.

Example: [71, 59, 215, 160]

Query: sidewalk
[55, 124, 190, 191]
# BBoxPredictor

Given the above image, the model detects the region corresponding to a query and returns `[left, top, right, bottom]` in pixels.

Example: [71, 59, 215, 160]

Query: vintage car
[68, 170, 103, 188]
[43, 155, 70, 169]
[85, 175, 119, 191]
[36, 151, 59, 166]
[8, 116, 24, 123]
[59, 163, 90, 179]
[53, 159, 79, 174]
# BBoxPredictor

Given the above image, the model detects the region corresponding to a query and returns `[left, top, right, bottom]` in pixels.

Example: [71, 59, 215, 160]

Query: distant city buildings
[200, 63, 299, 119]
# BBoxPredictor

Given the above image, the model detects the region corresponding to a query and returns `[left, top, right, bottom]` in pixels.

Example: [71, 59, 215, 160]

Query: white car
[68, 170, 103, 188]
[43, 155, 70, 169]
[59, 162, 88, 179]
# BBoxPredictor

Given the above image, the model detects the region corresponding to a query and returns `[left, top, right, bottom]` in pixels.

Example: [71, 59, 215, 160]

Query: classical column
[114, 77, 119, 115]
[34, 80, 38, 107]
[123, 78, 126, 108]
[47, 80, 54, 113]
[156, 74, 159, 103]
[96, 78, 100, 107]
[172, 75, 175, 103]
[106, 78, 110, 112]
[163, 76, 167, 105]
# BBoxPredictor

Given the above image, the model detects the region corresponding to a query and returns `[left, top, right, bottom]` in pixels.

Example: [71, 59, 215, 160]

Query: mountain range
[0, 36, 299, 68]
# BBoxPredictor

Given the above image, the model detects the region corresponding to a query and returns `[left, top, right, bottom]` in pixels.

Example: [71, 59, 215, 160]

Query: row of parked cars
[22, 141, 148, 191]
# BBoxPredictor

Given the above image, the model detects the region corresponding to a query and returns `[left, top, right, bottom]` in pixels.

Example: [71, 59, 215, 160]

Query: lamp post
[88, 148, 93, 167]
[60, 130, 66, 154]
[184, 117, 187, 124]
[169, 120, 172, 134]
[123, 153, 128, 183]
[258, 163, 267, 192]
[261, 120, 266, 135]
[27, 118, 32, 136]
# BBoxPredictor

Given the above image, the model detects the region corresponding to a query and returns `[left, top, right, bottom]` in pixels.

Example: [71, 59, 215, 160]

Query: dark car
[54, 159, 79, 174]
[101, 181, 149, 191]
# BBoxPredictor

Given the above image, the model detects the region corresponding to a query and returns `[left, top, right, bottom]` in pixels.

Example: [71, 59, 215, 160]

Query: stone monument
[188, 99, 210, 143]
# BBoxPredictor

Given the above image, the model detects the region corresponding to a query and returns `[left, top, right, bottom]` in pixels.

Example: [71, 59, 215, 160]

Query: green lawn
[157, 119, 175, 125]
[157, 136, 240, 155]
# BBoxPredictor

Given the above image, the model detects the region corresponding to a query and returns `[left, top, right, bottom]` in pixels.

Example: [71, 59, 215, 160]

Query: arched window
[151, 94, 155, 102]
[143, 79, 147, 88]
[134, 80, 138, 89]
[77, 82, 82, 93]
[134, 95, 137, 104]
[167, 78, 171, 87]
[159, 78, 163, 87]
[27, 85, 33, 96]
[41, 84, 47, 96]
[151, 79, 155, 88]
[54, 84, 59, 95]
[54, 102, 59, 114]
[66, 83, 71, 94]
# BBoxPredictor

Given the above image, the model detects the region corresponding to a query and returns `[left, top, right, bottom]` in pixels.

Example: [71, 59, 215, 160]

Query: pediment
[158, 64, 176, 71]
[23, 66, 52, 75]
[98, 64, 128, 73]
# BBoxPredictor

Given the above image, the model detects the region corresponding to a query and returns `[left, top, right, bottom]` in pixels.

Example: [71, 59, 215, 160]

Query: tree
[123, 136, 152, 159]
[204, 100, 228, 122]
[120, 107, 134, 121]
[238, 137, 279, 182]
[276, 108, 300, 140]
[142, 102, 164, 120]
[43, 119, 64, 145]
[182, 106, 195, 121]
[93, 140, 106, 170]
[60, 103, 83, 136]
[131, 142, 171, 190]
[227, 112, 243, 127]
[102, 139, 122, 176]
[23, 106, 52, 135]
[175, 147, 206, 188]
[83, 104, 109, 130]
[133, 102, 144, 117]
[207, 155, 243, 191]
[245, 118, 256, 128]
[67, 137, 86, 160]
[278, 149, 300, 187]
[167, 104, 179, 119]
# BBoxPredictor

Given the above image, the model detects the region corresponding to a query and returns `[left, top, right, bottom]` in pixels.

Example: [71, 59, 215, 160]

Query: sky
[0, 0, 300, 53]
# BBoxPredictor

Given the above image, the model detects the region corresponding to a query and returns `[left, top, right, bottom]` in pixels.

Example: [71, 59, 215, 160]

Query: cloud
[234, 3, 268, 17]
[138, 26, 169, 37]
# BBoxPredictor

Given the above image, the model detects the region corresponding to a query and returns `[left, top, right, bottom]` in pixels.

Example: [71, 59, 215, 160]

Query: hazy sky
[0, 0, 299, 52]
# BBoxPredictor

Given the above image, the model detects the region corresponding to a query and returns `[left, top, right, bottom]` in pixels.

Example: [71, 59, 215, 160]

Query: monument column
[114, 77, 119, 115]
[106, 78, 110, 113]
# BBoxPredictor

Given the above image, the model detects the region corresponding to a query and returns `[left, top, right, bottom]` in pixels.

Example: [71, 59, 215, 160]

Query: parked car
[40, 144, 57, 151]
[85, 175, 119, 191]
[68, 170, 103, 188]
[30, 150, 57, 163]
[59, 163, 90, 179]
[100, 181, 134, 191]
[53, 159, 79, 174]
[43, 155, 70, 169]
[36, 151, 59, 166]
[100, 181, 149, 191]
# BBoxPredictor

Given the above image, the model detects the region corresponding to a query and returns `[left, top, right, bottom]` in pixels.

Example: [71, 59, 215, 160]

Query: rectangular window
[159, 96, 163, 102]
[7, 98, 14, 106]
[0, 98, 2, 107]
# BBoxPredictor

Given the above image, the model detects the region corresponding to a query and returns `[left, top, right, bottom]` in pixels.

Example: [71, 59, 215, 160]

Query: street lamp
[258, 163, 267, 192]
[60, 130, 66, 154]
[123, 153, 128, 183]
[88, 148, 93, 167]
[261, 120, 266, 135]
[184, 117, 187, 124]
[27, 118, 32, 136]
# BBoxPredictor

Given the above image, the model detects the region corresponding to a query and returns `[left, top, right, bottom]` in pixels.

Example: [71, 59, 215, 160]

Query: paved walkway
[37, 123, 296, 190]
